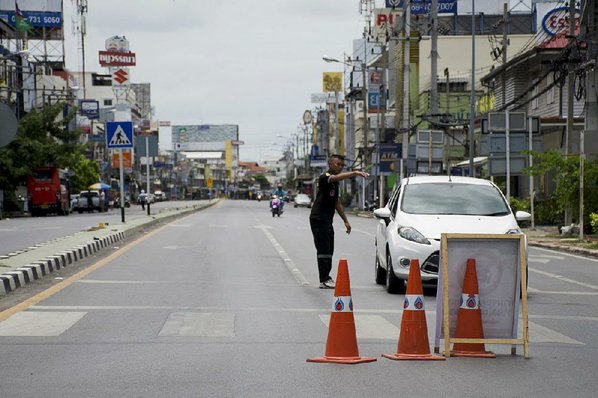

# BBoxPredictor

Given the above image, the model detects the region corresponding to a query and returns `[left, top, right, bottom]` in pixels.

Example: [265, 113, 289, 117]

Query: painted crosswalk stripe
[158, 312, 235, 337]
[0, 311, 86, 336]
[525, 321, 583, 345]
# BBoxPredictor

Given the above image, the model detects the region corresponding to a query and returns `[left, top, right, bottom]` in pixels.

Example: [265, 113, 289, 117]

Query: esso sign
[541, 6, 580, 36]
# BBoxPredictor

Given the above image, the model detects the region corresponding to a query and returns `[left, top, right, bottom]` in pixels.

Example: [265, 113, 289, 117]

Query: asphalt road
[0, 200, 597, 397]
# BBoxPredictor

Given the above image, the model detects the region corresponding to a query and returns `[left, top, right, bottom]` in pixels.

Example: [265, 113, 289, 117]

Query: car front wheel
[386, 251, 405, 294]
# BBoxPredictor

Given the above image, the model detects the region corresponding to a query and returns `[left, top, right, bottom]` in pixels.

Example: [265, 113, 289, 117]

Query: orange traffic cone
[307, 259, 377, 364]
[451, 258, 496, 358]
[382, 259, 445, 361]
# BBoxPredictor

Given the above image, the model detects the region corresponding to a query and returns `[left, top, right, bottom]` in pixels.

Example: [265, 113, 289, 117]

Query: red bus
[27, 167, 71, 216]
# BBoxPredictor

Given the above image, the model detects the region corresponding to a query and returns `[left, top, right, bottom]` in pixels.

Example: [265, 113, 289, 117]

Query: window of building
[103, 99, 113, 106]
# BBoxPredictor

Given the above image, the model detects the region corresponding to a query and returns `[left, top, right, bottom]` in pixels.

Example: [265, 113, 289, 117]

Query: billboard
[0, 0, 62, 39]
[99, 51, 137, 67]
[172, 125, 239, 144]
[385, 1, 457, 14]
[322, 72, 342, 92]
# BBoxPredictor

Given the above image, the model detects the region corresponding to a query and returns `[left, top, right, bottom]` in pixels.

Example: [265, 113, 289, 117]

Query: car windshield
[400, 183, 510, 216]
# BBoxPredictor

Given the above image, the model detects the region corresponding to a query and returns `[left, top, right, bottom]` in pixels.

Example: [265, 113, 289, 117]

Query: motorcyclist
[273, 184, 286, 210]
[270, 194, 282, 215]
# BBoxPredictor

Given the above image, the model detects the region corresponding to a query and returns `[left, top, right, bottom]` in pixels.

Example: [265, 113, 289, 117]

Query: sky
[62, 0, 369, 162]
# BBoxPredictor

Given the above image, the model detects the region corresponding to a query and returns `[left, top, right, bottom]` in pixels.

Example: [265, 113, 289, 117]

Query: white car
[293, 193, 312, 208]
[373, 176, 531, 294]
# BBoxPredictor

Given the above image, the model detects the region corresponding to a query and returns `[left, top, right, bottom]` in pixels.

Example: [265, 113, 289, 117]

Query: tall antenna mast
[72, 0, 87, 98]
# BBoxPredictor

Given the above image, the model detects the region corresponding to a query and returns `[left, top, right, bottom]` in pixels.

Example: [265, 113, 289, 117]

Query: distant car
[373, 176, 531, 294]
[76, 190, 107, 213]
[154, 191, 166, 202]
[70, 194, 80, 211]
[293, 193, 312, 208]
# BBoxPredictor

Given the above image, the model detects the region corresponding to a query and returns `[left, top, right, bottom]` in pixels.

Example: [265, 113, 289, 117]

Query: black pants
[310, 219, 334, 283]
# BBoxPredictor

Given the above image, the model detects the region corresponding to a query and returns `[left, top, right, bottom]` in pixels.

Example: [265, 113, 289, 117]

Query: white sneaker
[319, 278, 335, 289]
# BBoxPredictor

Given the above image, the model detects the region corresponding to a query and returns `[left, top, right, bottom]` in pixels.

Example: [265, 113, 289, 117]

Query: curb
[0, 231, 125, 296]
[528, 240, 598, 258]
[0, 201, 215, 297]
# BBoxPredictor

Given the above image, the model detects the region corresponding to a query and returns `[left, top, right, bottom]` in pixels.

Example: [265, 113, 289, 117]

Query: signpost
[107, 121, 133, 222]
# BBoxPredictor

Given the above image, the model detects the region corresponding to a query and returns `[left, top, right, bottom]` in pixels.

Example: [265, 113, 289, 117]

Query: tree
[525, 149, 598, 231]
[70, 154, 101, 193]
[0, 103, 97, 206]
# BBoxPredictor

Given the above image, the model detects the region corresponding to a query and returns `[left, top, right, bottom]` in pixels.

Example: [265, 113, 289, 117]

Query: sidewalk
[522, 225, 598, 258]
[0, 200, 216, 296]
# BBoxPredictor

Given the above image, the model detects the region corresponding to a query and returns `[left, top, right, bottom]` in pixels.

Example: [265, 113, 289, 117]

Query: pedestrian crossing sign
[106, 121, 133, 148]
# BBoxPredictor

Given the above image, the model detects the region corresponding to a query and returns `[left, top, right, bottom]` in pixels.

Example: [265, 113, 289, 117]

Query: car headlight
[398, 227, 431, 245]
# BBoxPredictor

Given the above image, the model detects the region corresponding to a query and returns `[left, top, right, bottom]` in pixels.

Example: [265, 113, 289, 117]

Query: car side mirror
[515, 210, 532, 221]
[374, 207, 391, 220]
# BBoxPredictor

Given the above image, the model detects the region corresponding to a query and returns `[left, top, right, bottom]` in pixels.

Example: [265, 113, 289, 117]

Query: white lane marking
[77, 280, 166, 284]
[532, 246, 598, 263]
[527, 287, 598, 296]
[162, 245, 196, 250]
[531, 254, 565, 260]
[257, 225, 310, 286]
[530, 268, 598, 290]
[0, 311, 87, 336]
[527, 257, 550, 264]
[525, 321, 583, 345]
[320, 314, 400, 340]
[166, 224, 192, 228]
[158, 312, 235, 337]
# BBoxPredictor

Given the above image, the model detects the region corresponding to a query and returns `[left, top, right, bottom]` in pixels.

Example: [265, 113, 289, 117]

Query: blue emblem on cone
[466, 295, 477, 308]
[414, 296, 424, 310]
[334, 297, 344, 312]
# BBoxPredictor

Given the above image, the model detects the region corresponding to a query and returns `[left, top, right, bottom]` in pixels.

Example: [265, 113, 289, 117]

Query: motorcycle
[257, 192, 262, 202]
[115, 196, 131, 208]
[271, 198, 282, 217]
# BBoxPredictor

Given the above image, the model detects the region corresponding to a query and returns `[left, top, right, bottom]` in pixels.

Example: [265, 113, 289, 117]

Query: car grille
[421, 251, 439, 274]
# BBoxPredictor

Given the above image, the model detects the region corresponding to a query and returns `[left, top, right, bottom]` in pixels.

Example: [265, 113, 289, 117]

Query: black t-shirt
[309, 171, 338, 222]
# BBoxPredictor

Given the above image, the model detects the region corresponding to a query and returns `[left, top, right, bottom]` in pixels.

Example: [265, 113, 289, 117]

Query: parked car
[76, 190, 107, 213]
[70, 194, 80, 212]
[293, 193, 312, 208]
[154, 191, 166, 202]
[373, 176, 531, 294]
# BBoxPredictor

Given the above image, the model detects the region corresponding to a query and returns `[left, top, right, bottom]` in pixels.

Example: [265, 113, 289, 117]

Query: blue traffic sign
[106, 121, 133, 149]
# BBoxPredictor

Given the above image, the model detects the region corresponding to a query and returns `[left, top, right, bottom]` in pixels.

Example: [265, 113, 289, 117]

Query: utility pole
[566, 0, 575, 159]
[430, 0, 439, 176]
[502, 1, 508, 109]
[502, 1, 509, 197]
[76, 0, 88, 99]
[565, 0, 576, 226]
[430, 0, 438, 119]
[401, 1, 411, 177]
[582, 0, 598, 239]
[361, 43, 368, 209]
[469, 0, 476, 177]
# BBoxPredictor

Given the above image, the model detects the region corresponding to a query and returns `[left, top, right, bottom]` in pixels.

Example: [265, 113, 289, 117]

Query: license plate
[41, 204, 49, 209]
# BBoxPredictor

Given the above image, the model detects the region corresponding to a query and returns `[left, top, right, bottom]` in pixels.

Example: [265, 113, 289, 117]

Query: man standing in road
[309, 154, 369, 289]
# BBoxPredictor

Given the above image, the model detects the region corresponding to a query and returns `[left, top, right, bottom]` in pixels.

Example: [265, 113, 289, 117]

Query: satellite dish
[0, 103, 18, 148]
